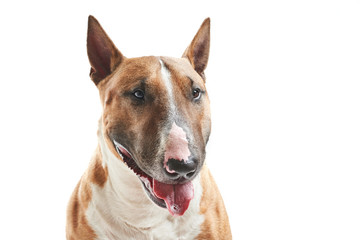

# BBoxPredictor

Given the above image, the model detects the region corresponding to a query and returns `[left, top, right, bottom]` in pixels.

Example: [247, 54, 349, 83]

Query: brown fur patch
[66, 146, 108, 239]
[196, 166, 232, 240]
[89, 146, 108, 187]
[66, 182, 97, 240]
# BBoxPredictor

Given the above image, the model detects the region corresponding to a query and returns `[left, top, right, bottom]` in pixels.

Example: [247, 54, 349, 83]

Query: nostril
[165, 158, 197, 179]
[185, 170, 195, 179]
[164, 171, 180, 179]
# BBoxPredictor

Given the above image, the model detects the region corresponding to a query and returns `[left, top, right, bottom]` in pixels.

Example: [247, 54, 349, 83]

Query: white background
[0, 0, 359, 239]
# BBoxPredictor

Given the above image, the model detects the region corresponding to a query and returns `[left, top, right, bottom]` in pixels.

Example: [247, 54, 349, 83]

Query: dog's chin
[113, 140, 167, 209]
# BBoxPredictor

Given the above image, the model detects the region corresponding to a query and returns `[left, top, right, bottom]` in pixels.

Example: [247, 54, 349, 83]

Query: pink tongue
[153, 179, 194, 216]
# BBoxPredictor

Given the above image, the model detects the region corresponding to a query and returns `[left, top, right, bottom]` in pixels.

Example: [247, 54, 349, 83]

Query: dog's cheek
[202, 114, 212, 145]
[136, 129, 162, 172]
[102, 110, 135, 158]
[136, 106, 167, 163]
[201, 98, 212, 144]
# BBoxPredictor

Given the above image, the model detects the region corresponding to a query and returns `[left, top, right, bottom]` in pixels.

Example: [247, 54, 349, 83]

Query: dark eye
[133, 89, 145, 100]
[192, 88, 201, 100]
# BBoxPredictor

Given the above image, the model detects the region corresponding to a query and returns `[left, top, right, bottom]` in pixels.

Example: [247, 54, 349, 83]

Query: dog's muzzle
[113, 140, 195, 216]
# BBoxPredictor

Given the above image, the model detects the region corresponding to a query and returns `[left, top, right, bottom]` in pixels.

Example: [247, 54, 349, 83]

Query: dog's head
[87, 16, 211, 216]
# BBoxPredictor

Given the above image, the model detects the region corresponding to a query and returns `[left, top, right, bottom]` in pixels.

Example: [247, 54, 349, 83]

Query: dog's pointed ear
[182, 18, 210, 80]
[87, 15, 124, 85]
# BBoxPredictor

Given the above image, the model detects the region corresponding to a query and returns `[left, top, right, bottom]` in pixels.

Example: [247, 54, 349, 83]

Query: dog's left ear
[182, 18, 210, 80]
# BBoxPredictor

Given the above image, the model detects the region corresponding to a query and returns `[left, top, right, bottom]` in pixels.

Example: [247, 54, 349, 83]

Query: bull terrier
[66, 16, 232, 240]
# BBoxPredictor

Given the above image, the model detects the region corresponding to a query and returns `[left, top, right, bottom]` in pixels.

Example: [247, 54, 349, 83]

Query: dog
[66, 16, 232, 240]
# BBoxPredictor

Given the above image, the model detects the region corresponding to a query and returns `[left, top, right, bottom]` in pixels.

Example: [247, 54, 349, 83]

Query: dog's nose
[165, 158, 197, 180]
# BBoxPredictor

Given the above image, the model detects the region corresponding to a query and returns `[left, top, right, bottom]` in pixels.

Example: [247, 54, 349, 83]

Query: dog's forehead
[119, 56, 161, 81]
[160, 56, 205, 87]
[104, 56, 204, 91]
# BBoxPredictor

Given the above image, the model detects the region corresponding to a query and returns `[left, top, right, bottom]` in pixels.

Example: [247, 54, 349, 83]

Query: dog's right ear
[87, 15, 123, 85]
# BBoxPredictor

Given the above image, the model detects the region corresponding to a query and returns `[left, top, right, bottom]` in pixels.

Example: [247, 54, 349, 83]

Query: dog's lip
[112, 140, 167, 208]
[140, 178, 167, 208]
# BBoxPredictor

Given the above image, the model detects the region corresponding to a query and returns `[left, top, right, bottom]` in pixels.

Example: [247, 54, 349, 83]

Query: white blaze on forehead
[164, 122, 191, 172]
[159, 59, 175, 113]
[159, 60, 191, 170]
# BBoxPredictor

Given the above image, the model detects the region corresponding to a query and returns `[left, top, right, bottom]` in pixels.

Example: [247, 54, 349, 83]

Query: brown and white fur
[66, 16, 231, 240]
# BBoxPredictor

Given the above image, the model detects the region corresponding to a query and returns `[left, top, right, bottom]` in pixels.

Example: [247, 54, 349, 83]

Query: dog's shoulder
[197, 166, 232, 239]
[66, 147, 106, 240]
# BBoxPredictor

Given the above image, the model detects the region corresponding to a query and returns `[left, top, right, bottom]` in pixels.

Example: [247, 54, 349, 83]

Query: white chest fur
[85, 127, 204, 240]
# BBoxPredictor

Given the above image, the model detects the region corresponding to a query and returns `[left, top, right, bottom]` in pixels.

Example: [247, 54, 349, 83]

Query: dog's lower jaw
[84, 125, 204, 239]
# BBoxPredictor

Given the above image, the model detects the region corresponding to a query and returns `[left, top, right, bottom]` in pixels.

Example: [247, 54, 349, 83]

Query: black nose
[165, 158, 197, 180]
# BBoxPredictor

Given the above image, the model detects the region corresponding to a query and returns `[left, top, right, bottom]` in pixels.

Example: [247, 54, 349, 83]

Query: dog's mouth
[113, 140, 194, 216]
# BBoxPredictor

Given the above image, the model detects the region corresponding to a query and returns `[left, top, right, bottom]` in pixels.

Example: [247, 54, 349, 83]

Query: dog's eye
[192, 88, 202, 100]
[133, 89, 145, 100]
